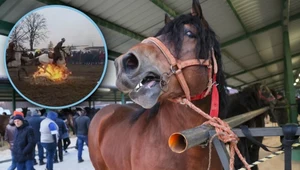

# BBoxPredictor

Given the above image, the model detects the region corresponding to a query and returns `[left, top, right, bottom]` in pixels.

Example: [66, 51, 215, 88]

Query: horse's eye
[185, 30, 196, 38]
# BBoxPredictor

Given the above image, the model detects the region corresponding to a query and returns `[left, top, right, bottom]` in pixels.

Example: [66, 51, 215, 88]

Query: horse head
[257, 83, 276, 106]
[115, 0, 227, 111]
[62, 46, 72, 58]
[242, 83, 276, 110]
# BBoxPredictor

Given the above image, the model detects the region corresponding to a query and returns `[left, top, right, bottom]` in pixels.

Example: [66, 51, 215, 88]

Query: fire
[33, 64, 71, 82]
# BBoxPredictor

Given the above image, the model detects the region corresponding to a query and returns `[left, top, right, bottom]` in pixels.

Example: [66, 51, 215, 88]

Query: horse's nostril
[123, 53, 139, 72]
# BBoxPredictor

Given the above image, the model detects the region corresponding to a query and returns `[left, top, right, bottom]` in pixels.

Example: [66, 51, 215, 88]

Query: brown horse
[60, 108, 76, 134]
[89, 1, 228, 169]
[0, 115, 10, 144]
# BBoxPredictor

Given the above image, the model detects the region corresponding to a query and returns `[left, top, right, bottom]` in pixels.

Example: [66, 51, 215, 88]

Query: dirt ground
[7, 64, 104, 107]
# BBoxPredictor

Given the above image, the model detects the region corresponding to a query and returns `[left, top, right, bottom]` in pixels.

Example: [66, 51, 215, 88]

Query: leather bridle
[142, 37, 220, 117]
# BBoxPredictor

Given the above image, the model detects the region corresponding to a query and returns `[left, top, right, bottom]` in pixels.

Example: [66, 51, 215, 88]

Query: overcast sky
[16, 6, 105, 49]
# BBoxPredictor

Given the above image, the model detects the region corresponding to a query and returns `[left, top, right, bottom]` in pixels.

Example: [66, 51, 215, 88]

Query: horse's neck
[158, 96, 212, 130]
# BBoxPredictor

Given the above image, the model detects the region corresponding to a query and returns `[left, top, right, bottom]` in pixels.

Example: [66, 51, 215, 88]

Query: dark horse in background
[226, 83, 276, 170]
[59, 108, 76, 134]
[0, 115, 10, 146]
[88, 1, 272, 170]
[59, 107, 98, 135]
[269, 90, 289, 126]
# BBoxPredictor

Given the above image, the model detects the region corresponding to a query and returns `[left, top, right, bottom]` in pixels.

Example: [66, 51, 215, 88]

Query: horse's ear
[191, 0, 202, 17]
[165, 14, 172, 24]
[191, 0, 208, 27]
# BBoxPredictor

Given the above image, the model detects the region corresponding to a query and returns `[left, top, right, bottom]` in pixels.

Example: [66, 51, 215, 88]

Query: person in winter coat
[74, 109, 90, 163]
[12, 114, 36, 170]
[62, 120, 71, 153]
[27, 110, 45, 165]
[4, 116, 17, 170]
[54, 116, 67, 162]
[53, 38, 65, 64]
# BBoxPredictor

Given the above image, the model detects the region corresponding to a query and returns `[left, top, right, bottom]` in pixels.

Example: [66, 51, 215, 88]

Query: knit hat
[13, 111, 24, 117]
[13, 114, 24, 121]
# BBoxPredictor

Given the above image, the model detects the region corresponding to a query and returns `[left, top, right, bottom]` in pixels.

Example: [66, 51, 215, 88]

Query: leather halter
[258, 86, 276, 103]
[142, 37, 220, 117]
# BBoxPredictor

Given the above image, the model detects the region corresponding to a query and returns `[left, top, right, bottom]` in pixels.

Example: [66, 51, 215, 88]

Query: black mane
[226, 83, 263, 119]
[132, 13, 228, 122]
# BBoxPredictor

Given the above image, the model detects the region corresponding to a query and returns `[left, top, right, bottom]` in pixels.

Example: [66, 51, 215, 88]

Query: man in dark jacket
[54, 116, 67, 163]
[75, 109, 90, 163]
[4, 116, 17, 170]
[27, 110, 45, 165]
[53, 38, 65, 64]
[12, 114, 36, 170]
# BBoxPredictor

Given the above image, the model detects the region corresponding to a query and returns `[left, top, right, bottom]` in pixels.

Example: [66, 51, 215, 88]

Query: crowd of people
[68, 50, 105, 65]
[4, 108, 90, 170]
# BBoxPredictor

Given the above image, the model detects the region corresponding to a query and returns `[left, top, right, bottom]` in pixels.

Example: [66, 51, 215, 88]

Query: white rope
[238, 143, 300, 170]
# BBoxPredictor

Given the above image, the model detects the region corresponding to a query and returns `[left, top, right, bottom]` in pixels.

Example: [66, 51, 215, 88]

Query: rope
[180, 98, 251, 170]
[207, 133, 218, 170]
[238, 142, 300, 170]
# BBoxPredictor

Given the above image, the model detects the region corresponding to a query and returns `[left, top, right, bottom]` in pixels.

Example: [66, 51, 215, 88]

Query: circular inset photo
[4, 5, 107, 109]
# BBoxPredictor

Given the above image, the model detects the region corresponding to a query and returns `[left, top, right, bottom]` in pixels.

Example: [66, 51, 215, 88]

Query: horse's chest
[128, 131, 209, 170]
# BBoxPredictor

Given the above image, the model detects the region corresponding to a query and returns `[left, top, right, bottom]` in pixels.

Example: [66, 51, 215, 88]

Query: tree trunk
[30, 39, 33, 51]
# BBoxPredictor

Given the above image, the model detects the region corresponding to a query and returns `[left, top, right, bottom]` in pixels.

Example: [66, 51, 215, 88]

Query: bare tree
[9, 22, 27, 47]
[23, 12, 48, 50]
[48, 41, 53, 49]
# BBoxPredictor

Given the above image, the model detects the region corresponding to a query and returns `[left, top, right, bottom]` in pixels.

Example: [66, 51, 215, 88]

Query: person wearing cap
[27, 110, 45, 165]
[4, 116, 17, 170]
[53, 38, 65, 64]
[12, 114, 36, 170]
[13, 111, 24, 117]
[40, 111, 59, 170]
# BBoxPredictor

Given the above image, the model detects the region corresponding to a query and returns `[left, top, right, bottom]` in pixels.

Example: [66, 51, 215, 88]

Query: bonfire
[33, 64, 71, 84]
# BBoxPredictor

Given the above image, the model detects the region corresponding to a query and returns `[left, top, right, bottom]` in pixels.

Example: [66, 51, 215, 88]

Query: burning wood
[33, 64, 71, 83]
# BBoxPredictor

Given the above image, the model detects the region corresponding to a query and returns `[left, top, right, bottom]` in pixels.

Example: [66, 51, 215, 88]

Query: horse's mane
[226, 83, 263, 119]
[131, 13, 228, 122]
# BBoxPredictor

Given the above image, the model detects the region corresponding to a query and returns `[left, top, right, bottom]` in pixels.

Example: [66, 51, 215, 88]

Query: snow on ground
[0, 137, 94, 170]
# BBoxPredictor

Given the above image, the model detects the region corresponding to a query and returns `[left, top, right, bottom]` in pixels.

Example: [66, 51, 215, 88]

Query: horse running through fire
[87, 1, 264, 169]
[37, 46, 72, 66]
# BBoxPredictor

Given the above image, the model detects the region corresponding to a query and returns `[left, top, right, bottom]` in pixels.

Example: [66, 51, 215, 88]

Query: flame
[33, 64, 71, 82]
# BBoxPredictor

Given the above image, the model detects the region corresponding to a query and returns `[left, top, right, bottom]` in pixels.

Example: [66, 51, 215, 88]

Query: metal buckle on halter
[170, 65, 179, 74]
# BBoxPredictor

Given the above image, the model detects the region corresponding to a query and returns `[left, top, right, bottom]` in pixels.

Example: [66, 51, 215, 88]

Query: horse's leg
[235, 138, 251, 169]
[249, 116, 265, 170]
[66, 115, 75, 135]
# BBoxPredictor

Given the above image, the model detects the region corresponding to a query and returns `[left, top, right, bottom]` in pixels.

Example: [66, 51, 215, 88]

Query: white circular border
[4, 5, 109, 110]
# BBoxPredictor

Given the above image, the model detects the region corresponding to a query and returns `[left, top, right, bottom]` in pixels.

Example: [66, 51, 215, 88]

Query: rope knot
[180, 98, 250, 170]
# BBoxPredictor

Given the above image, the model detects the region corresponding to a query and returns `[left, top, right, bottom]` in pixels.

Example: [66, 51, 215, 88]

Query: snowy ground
[0, 137, 94, 170]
